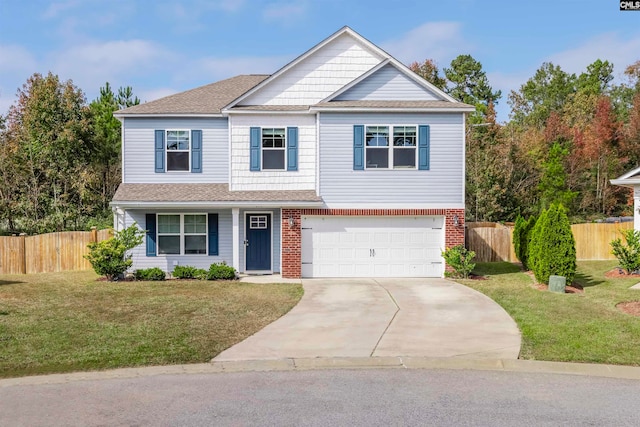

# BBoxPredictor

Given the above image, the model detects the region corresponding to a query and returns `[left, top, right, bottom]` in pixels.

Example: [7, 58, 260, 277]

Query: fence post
[90, 226, 97, 243]
[19, 233, 26, 274]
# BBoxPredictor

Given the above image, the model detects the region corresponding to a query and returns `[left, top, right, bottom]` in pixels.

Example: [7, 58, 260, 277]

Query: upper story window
[365, 125, 417, 169]
[166, 130, 190, 172]
[262, 128, 286, 170]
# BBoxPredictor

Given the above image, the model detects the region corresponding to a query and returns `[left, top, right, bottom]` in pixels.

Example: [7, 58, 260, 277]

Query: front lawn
[0, 271, 302, 378]
[459, 261, 640, 365]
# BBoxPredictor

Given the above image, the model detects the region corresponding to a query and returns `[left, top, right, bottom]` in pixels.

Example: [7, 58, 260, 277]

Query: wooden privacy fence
[0, 228, 112, 274]
[466, 221, 634, 262]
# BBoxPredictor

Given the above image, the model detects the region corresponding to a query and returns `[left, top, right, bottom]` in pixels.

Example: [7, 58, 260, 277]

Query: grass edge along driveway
[0, 271, 302, 379]
[459, 261, 640, 366]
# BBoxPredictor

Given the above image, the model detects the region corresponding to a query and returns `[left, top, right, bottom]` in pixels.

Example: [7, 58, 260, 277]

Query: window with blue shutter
[418, 125, 430, 170]
[250, 127, 261, 171]
[146, 213, 157, 256]
[154, 131, 165, 173]
[287, 127, 298, 171]
[353, 125, 364, 170]
[191, 130, 202, 173]
[208, 213, 219, 256]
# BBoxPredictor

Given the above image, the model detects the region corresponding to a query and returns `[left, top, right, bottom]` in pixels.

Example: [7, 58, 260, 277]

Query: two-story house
[111, 26, 473, 279]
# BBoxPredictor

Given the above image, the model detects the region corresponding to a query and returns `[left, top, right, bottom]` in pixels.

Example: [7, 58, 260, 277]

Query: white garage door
[301, 216, 445, 278]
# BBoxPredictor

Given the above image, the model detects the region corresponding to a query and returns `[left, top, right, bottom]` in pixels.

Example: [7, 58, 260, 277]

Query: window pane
[366, 126, 389, 146]
[393, 126, 417, 146]
[167, 152, 189, 171]
[262, 128, 286, 148]
[184, 215, 206, 234]
[394, 148, 416, 168]
[184, 235, 206, 254]
[158, 215, 180, 233]
[263, 150, 285, 170]
[167, 131, 189, 150]
[158, 235, 180, 254]
[366, 148, 389, 168]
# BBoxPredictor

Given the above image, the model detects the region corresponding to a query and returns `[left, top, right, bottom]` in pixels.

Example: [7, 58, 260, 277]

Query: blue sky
[1, 0, 639, 122]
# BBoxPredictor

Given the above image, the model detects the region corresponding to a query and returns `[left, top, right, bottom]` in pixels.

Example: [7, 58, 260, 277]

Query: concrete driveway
[214, 278, 521, 361]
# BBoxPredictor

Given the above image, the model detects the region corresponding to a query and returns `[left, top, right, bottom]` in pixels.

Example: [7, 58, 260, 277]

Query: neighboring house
[111, 26, 474, 279]
[611, 167, 640, 230]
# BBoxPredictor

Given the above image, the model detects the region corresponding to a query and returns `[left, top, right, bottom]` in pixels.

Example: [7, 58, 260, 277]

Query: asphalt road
[2, 368, 639, 426]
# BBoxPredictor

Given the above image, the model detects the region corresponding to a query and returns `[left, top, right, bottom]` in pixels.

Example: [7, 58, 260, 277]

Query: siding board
[318, 113, 464, 207]
[123, 118, 228, 184]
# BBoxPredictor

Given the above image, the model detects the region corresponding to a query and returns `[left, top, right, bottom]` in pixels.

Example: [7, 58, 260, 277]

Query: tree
[444, 54, 501, 122]
[513, 215, 537, 270]
[529, 204, 577, 284]
[409, 59, 447, 91]
[538, 142, 577, 209]
[85, 223, 145, 280]
[87, 83, 139, 220]
[4, 72, 93, 233]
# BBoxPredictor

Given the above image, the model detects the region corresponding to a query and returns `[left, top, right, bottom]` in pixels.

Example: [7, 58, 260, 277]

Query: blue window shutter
[418, 125, 430, 170]
[353, 125, 364, 170]
[154, 130, 165, 173]
[208, 213, 219, 256]
[191, 130, 202, 173]
[250, 127, 261, 171]
[287, 127, 298, 171]
[146, 213, 157, 257]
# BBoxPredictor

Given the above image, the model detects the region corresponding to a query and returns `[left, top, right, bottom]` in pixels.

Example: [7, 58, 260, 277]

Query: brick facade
[281, 208, 465, 278]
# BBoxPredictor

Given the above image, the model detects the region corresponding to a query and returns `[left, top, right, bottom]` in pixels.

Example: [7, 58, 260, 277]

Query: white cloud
[42, 0, 83, 20]
[48, 40, 171, 93]
[546, 32, 640, 77]
[0, 45, 38, 75]
[381, 22, 470, 65]
[263, 2, 307, 21]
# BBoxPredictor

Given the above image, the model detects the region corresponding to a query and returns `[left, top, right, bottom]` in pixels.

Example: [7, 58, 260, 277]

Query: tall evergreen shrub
[529, 204, 576, 284]
[513, 215, 537, 270]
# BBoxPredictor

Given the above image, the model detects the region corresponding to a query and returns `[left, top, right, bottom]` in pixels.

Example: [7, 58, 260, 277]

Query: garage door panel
[301, 216, 445, 278]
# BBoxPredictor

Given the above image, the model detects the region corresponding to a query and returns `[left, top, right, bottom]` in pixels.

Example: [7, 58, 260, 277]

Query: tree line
[410, 56, 640, 222]
[1, 54, 640, 234]
[0, 73, 138, 234]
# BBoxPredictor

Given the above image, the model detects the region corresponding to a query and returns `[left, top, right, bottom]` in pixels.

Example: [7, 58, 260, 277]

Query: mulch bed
[617, 301, 640, 316]
[605, 268, 640, 278]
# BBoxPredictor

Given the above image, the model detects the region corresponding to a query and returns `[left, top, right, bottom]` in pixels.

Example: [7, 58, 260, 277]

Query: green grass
[459, 261, 640, 365]
[0, 271, 302, 378]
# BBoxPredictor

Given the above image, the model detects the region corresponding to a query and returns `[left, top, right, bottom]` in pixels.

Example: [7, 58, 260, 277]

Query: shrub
[529, 204, 576, 284]
[207, 262, 237, 280]
[173, 265, 208, 280]
[610, 229, 640, 274]
[513, 214, 537, 270]
[85, 224, 145, 281]
[134, 267, 166, 281]
[442, 245, 476, 279]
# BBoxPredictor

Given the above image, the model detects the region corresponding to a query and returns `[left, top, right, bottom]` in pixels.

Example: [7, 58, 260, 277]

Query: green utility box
[549, 275, 566, 293]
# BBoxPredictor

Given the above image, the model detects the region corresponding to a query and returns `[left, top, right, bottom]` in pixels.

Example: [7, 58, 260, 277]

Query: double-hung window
[166, 130, 190, 171]
[365, 125, 417, 169]
[262, 128, 286, 170]
[157, 214, 207, 255]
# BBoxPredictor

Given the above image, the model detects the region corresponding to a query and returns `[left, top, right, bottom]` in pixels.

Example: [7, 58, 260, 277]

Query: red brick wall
[281, 208, 466, 278]
[281, 209, 301, 279]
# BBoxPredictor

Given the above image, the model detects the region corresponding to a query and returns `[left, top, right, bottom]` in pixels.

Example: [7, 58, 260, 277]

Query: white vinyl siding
[335, 64, 442, 101]
[123, 118, 228, 183]
[230, 115, 316, 191]
[240, 33, 383, 106]
[125, 209, 232, 272]
[319, 113, 464, 208]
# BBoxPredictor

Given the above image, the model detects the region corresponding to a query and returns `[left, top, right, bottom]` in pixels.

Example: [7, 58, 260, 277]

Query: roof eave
[222, 108, 312, 115]
[310, 106, 476, 113]
[113, 113, 224, 118]
[610, 179, 640, 187]
[110, 200, 324, 209]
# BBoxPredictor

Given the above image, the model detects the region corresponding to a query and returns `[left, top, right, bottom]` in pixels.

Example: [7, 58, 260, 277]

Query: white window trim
[364, 124, 418, 170]
[261, 127, 287, 171]
[157, 213, 208, 256]
[166, 129, 191, 173]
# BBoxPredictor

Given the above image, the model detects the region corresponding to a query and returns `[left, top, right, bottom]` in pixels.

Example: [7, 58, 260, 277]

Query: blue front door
[246, 214, 271, 271]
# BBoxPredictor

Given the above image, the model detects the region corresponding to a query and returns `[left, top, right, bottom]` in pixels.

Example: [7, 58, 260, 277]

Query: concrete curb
[2, 357, 640, 387]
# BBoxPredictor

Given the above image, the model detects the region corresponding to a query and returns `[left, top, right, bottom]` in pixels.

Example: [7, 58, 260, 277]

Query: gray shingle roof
[112, 183, 322, 203]
[314, 100, 476, 109]
[115, 75, 270, 115]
